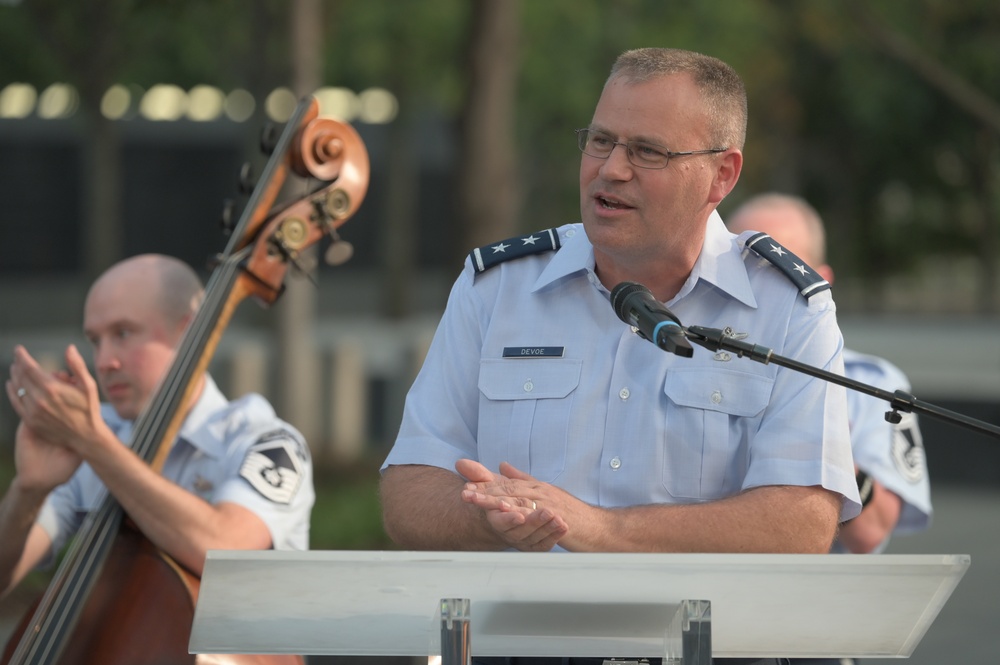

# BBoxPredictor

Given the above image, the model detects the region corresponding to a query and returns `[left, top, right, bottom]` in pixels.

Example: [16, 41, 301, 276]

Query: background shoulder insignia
[470, 228, 561, 274]
[239, 435, 304, 504]
[745, 232, 831, 299]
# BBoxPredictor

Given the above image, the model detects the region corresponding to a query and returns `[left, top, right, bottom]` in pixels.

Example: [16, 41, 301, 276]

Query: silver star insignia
[793, 263, 809, 275]
[491, 242, 510, 254]
[769, 244, 786, 257]
[522, 235, 539, 245]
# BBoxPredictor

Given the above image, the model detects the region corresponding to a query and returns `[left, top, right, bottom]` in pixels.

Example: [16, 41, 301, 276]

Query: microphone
[610, 281, 693, 357]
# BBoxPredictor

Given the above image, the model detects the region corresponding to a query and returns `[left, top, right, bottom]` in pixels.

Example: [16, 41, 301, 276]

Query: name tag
[502, 346, 565, 358]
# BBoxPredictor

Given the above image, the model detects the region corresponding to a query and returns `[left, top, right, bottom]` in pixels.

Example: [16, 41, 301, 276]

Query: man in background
[727, 192, 931, 559]
[0, 253, 314, 604]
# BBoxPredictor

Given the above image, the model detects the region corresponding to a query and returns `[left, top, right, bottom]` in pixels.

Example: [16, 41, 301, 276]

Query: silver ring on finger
[16, 387, 26, 399]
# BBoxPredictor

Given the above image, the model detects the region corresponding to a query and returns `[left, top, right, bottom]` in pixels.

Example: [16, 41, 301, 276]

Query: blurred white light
[225, 88, 256, 122]
[265, 87, 297, 122]
[358, 87, 398, 124]
[38, 83, 79, 119]
[187, 84, 225, 121]
[314, 87, 360, 121]
[140, 84, 188, 121]
[101, 84, 132, 120]
[0, 83, 37, 119]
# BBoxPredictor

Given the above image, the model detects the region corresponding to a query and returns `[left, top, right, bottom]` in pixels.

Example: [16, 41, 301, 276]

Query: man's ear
[709, 150, 743, 205]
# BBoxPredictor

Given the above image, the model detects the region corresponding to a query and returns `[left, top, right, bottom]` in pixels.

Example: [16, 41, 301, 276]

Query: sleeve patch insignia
[891, 412, 927, 483]
[239, 437, 304, 504]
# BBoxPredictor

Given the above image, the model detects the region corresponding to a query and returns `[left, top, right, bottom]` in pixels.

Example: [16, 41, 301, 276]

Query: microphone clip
[685, 326, 774, 364]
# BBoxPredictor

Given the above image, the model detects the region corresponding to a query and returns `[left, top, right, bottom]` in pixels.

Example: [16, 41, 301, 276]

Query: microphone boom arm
[684, 325, 1000, 440]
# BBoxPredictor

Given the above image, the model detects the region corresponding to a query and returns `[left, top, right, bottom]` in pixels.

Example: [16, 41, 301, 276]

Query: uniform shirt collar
[100, 374, 228, 458]
[177, 374, 229, 457]
[531, 213, 757, 308]
[672, 211, 757, 309]
[531, 225, 593, 292]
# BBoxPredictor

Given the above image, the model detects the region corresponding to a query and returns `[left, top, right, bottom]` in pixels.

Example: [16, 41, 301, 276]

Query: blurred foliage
[308, 457, 397, 551]
[1, 0, 999, 309]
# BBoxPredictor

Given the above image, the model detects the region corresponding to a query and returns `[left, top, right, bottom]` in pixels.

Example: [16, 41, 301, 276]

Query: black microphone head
[610, 281, 652, 323]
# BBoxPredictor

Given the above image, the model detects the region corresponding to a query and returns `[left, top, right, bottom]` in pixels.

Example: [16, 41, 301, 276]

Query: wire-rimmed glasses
[575, 128, 727, 169]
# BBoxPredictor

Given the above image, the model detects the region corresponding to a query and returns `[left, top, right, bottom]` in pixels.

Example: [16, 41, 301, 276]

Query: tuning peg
[238, 162, 256, 194]
[296, 252, 319, 273]
[260, 122, 281, 156]
[325, 239, 354, 266]
[220, 198, 236, 236]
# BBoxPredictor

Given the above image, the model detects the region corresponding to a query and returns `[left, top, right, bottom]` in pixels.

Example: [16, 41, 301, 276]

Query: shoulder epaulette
[744, 232, 830, 299]
[469, 228, 561, 274]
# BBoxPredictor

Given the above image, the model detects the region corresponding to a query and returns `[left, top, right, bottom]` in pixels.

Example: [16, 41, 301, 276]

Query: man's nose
[93, 343, 120, 371]
[599, 142, 635, 179]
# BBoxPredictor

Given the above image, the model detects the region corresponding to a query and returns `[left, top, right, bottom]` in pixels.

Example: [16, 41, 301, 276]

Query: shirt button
[565, 228, 576, 237]
[524, 379, 534, 392]
[619, 387, 630, 400]
[610, 456, 622, 470]
[711, 390, 723, 404]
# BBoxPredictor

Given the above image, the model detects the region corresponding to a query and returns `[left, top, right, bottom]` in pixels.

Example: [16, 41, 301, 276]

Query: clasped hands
[5, 345, 108, 490]
[456, 459, 574, 552]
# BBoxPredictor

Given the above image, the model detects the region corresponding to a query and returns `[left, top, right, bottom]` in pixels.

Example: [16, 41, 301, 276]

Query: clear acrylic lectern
[188, 551, 968, 664]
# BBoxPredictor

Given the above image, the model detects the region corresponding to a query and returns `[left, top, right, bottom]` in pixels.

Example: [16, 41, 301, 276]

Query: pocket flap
[664, 367, 773, 416]
[479, 358, 582, 400]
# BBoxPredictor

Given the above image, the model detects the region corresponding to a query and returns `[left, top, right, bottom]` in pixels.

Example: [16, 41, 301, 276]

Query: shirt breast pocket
[662, 367, 773, 499]
[477, 358, 582, 481]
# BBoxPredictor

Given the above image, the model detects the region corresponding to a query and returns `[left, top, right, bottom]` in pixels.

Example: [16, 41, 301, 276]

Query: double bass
[2, 95, 369, 664]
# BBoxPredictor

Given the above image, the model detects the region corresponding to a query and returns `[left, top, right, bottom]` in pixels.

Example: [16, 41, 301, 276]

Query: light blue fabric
[829, 349, 932, 553]
[383, 213, 861, 524]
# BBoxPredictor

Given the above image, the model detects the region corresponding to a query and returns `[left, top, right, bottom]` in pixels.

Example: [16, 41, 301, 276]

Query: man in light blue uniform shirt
[384, 216, 857, 524]
[1, 254, 313, 602]
[381, 48, 859, 665]
[36, 374, 312, 562]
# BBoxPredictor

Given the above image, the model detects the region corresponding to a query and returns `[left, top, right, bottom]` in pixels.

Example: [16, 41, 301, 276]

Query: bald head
[83, 255, 205, 419]
[88, 254, 204, 329]
[727, 193, 829, 274]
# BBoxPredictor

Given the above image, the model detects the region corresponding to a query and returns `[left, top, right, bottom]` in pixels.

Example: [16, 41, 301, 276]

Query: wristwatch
[856, 469, 874, 509]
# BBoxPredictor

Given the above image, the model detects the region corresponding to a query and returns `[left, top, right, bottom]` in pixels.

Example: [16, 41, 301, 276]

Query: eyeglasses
[575, 128, 727, 170]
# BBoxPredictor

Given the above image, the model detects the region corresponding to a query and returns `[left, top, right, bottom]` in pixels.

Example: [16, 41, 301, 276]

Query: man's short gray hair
[608, 47, 747, 151]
